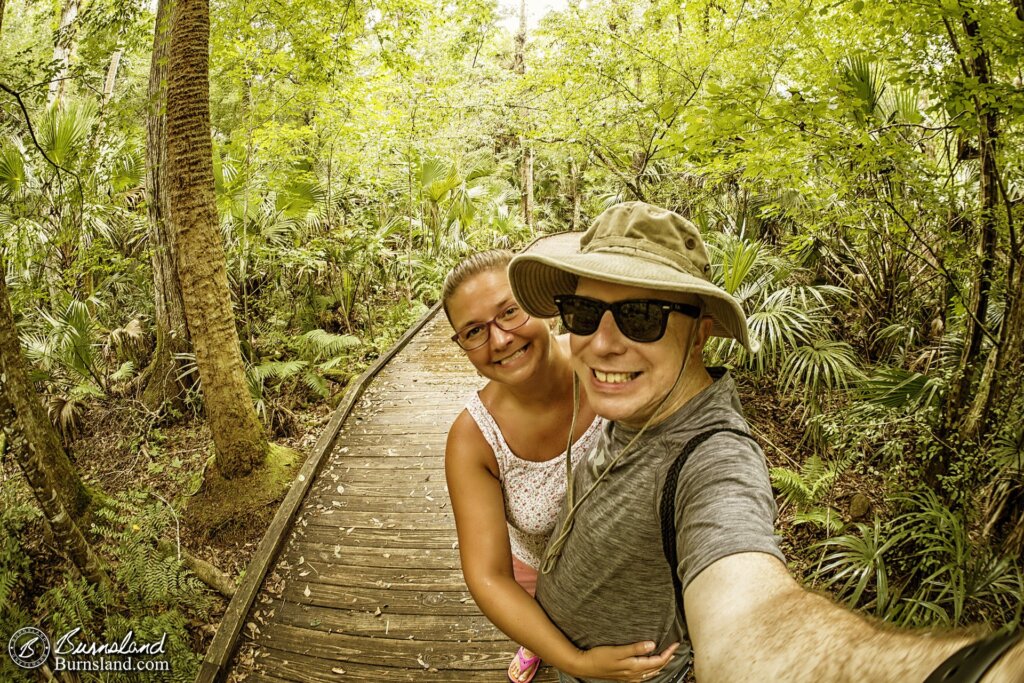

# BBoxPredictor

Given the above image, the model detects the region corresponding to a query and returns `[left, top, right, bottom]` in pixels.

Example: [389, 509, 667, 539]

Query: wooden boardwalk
[206, 307, 559, 682]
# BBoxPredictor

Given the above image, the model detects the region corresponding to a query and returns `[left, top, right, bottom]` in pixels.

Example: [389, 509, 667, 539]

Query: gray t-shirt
[535, 368, 784, 682]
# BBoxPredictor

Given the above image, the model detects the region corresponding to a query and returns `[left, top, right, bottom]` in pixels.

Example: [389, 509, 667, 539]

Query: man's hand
[570, 640, 681, 682]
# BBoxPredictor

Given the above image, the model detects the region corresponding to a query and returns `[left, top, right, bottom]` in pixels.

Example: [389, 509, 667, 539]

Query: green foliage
[0, 502, 38, 649]
[2, 0, 1022, 649]
[811, 491, 1023, 628]
[781, 340, 862, 420]
[812, 518, 903, 617]
[856, 366, 943, 412]
[771, 454, 849, 534]
[38, 100, 98, 168]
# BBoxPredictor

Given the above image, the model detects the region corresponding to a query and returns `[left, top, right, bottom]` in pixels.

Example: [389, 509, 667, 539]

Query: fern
[298, 328, 360, 360]
[772, 453, 854, 533]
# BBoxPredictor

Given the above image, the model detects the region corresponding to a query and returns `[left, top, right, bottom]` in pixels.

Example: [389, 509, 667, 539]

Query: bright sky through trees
[498, 0, 567, 31]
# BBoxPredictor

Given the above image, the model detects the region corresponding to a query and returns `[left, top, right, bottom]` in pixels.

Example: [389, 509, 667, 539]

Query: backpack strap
[659, 427, 756, 617]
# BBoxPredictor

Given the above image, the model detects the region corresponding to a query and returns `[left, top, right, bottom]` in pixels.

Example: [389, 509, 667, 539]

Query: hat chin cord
[540, 307, 703, 575]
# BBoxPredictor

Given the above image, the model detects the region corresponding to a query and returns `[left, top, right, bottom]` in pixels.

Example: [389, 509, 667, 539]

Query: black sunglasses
[554, 294, 700, 343]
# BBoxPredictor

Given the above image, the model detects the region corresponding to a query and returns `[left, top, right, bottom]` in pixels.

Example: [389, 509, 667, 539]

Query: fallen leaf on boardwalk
[382, 553, 391, 558]
[336, 485, 345, 494]
[373, 607, 382, 616]
[425, 495, 434, 501]
[416, 655, 430, 669]
[298, 556, 305, 564]
[331, 667, 346, 674]
[304, 585, 311, 597]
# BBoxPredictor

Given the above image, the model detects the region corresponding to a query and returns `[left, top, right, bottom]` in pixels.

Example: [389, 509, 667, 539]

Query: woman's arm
[445, 411, 677, 681]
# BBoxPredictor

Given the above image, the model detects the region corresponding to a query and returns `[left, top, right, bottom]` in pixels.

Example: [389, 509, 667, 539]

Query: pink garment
[465, 392, 603, 570]
[512, 556, 538, 597]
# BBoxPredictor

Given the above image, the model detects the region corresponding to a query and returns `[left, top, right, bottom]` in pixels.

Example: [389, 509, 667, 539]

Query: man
[506, 201, 1023, 683]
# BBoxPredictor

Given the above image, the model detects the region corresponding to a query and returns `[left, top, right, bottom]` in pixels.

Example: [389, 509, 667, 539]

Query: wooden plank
[302, 468, 445, 484]
[305, 480, 448, 498]
[250, 623, 514, 668]
[197, 303, 445, 683]
[247, 645, 558, 681]
[298, 511, 455, 530]
[283, 540, 460, 569]
[274, 582, 480, 616]
[300, 526, 460, 549]
[247, 642, 563, 681]
[254, 598, 500, 641]
[260, 563, 469, 592]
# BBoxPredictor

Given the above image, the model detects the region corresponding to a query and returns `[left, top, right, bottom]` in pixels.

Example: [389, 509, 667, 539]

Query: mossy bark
[141, 0, 191, 413]
[0, 258, 108, 586]
[164, 0, 268, 477]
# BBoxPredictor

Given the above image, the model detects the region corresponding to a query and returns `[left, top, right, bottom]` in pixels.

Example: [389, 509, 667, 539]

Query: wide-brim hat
[509, 201, 758, 353]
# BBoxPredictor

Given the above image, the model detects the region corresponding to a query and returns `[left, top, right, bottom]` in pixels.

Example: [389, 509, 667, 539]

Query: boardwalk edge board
[195, 302, 444, 683]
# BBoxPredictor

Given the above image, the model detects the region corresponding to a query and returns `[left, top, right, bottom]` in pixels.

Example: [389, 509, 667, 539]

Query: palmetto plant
[23, 298, 106, 391]
[702, 231, 850, 377]
[981, 424, 1024, 554]
[888, 491, 1022, 627]
[246, 329, 360, 431]
[856, 366, 943, 412]
[812, 518, 906, 618]
[781, 339, 862, 420]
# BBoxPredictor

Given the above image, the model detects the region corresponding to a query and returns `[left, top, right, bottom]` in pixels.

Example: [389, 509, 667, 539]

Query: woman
[443, 250, 678, 683]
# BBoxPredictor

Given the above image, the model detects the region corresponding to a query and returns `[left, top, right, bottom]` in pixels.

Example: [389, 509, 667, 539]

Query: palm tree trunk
[141, 0, 191, 412]
[165, 0, 268, 477]
[0, 258, 107, 586]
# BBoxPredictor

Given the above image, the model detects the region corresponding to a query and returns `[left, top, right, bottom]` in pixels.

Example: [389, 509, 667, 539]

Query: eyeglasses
[554, 294, 700, 343]
[451, 305, 531, 350]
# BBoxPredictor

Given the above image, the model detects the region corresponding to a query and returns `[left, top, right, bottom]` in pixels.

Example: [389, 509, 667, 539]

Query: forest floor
[3, 365, 887, 676]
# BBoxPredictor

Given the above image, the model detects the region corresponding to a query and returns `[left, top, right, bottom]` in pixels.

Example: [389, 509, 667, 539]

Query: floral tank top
[465, 393, 603, 569]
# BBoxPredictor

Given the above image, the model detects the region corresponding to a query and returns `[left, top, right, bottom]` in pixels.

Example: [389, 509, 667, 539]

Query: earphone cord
[540, 309, 702, 575]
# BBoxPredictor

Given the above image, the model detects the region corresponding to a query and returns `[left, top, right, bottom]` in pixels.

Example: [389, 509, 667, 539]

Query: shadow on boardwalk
[224, 310, 558, 682]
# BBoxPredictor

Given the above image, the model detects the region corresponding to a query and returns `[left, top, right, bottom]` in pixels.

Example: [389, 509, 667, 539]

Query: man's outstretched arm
[683, 552, 1023, 683]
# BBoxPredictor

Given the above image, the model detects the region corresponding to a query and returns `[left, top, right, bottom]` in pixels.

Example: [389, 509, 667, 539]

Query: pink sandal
[507, 646, 541, 683]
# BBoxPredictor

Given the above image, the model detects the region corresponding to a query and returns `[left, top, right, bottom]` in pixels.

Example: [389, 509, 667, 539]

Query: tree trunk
[569, 156, 581, 231]
[983, 251, 1024, 436]
[101, 48, 123, 106]
[520, 140, 534, 230]
[165, 0, 268, 477]
[141, 0, 191, 412]
[514, 0, 533, 230]
[0, 258, 107, 586]
[48, 0, 80, 107]
[938, 8, 1000, 460]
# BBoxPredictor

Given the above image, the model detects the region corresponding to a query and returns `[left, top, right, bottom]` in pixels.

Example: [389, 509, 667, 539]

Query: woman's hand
[569, 640, 681, 682]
